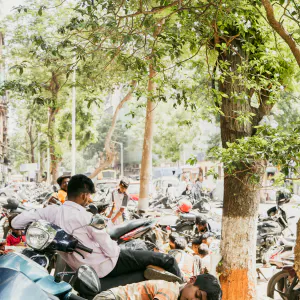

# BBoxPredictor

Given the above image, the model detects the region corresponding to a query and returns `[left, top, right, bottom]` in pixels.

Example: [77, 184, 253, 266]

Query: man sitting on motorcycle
[95, 273, 222, 300]
[12, 174, 181, 289]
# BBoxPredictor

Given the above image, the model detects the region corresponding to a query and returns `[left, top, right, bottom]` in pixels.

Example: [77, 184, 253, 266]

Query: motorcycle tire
[267, 269, 291, 299]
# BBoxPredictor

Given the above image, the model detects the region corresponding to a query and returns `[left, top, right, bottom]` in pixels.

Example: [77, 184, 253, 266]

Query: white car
[152, 176, 181, 197]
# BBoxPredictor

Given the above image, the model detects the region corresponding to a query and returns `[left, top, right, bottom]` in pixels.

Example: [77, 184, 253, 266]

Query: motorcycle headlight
[26, 220, 57, 250]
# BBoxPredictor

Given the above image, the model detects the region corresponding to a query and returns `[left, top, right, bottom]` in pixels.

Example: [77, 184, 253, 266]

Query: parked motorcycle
[267, 256, 299, 299]
[256, 194, 294, 263]
[0, 220, 101, 300]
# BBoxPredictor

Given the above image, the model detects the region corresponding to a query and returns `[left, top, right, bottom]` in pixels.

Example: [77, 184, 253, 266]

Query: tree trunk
[220, 171, 260, 299]
[27, 119, 35, 163]
[138, 20, 164, 212]
[295, 220, 300, 280]
[48, 107, 60, 184]
[89, 80, 137, 180]
[217, 39, 265, 299]
[47, 72, 60, 184]
[138, 64, 156, 211]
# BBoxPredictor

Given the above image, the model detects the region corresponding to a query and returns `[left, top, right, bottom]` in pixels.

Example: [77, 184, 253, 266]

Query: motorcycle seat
[107, 219, 152, 240]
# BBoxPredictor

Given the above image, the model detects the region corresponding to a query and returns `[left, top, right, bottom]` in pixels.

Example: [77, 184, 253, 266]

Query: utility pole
[37, 133, 41, 182]
[111, 141, 123, 178]
[47, 112, 51, 185]
[71, 60, 76, 175]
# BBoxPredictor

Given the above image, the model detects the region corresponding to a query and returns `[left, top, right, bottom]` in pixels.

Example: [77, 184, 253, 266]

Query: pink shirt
[11, 201, 120, 277]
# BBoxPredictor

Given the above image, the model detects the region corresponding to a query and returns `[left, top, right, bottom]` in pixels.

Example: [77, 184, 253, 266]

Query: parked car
[152, 176, 181, 197]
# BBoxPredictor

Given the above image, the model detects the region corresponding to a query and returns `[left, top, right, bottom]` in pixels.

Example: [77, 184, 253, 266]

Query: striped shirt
[94, 280, 180, 300]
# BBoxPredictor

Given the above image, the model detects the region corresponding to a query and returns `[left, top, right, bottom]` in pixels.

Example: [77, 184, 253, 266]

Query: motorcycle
[267, 255, 299, 299]
[0, 220, 101, 300]
[256, 196, 295, 263]
[1, 198, 32, 238]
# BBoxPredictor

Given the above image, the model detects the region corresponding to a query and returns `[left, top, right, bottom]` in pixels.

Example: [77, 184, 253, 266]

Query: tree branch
[89, 80, 137, 179]
[261, 0, 300, 67]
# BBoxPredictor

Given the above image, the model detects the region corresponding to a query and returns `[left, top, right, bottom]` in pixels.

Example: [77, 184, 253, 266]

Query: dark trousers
[100, 249, 181, 291]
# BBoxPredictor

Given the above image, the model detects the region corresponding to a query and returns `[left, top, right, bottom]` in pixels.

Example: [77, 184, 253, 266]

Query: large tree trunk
[27, 119, 35, 163]
[217, 39, 264, 299]
[295, 221, 300, 280]
[220, 171, 260, 299]
[138, 64, 156, 211]
[138, 20, 164, 212]
[89, 80, 137, 180]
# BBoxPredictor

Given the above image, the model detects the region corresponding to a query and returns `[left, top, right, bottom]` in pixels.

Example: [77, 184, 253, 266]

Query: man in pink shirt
[12, 174, 181, 289]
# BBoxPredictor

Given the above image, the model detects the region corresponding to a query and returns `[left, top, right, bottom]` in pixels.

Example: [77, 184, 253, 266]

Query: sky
[0, 0, 25, 18]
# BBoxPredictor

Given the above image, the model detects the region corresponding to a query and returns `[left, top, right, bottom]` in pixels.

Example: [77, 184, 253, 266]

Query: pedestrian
[191, 237, 202, 255]
[198, 243, 210, 274]
[55, 175, 71, 204]
[107, 178, 130, 225]
[6, 214, 26, 246]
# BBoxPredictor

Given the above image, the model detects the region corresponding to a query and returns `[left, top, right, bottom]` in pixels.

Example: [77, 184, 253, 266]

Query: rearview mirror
[73, 265, 101, 297]
[87, 204, 98, 215]
[90, 214, 107, 230]
[53, 185, 58, 193]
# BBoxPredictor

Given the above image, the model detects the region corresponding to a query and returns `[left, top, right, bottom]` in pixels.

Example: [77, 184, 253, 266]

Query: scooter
[0, 220, 101, 300]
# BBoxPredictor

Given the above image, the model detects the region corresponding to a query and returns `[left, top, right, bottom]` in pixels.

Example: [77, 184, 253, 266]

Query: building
[0, 32, 10, 185]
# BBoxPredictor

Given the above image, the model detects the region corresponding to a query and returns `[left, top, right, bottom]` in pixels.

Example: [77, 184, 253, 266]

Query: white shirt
[11, 201, 120, 278]
[109, 189, 129, 225]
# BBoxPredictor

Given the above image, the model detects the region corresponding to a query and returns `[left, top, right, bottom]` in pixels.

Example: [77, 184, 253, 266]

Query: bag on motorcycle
[179, 213, 196, 222]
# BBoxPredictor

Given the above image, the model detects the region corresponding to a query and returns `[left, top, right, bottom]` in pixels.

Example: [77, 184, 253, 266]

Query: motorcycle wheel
[267, 269, 299, 299]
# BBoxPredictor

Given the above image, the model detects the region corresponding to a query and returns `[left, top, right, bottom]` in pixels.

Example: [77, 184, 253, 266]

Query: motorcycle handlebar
[76, 243, 93, 254]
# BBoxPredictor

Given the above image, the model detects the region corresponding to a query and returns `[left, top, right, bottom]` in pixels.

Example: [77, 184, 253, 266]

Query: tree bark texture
[261, 0, 300, 67]
[89, 80, 137, 180]
[294, 220, 300, 283]
[138, 64, 156, 211]
[217, 39, 266, 299]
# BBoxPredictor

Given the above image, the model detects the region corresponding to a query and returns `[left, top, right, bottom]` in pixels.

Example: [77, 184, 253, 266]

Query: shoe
[144, 266, 182, 283]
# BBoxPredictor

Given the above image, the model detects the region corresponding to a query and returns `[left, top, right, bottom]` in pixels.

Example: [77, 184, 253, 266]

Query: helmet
[120, 177, 130, 188]
[178, 199, 192, 213]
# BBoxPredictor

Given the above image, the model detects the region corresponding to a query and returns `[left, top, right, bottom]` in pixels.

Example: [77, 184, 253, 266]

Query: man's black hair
[169, 232, 179, 243]
[194, 274, 222, 300]
[67, 174, 96, 199]
[198, 243, 209, 256]
[196, 216, 207, 226]
[192, 237, 202, 245]
[174, 236, 187, 250]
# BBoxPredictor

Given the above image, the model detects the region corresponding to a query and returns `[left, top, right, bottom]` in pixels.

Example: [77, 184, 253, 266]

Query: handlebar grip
[76, 243, 93, 254]
[67, 293, 87, 300]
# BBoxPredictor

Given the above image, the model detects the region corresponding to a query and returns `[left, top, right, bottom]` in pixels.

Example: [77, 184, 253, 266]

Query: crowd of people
[1, 174, 222, 299]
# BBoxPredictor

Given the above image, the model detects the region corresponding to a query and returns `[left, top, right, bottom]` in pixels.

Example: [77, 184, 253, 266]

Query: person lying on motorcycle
[169, 236, 201, 282]
[195, 217, 211, 234]
[95, 273, 222, 300]
[107, 178, 130, 225]
[11, 174, 182, 289]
